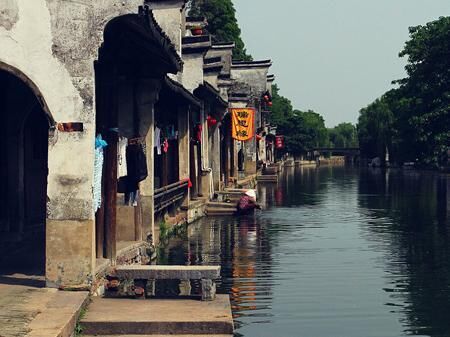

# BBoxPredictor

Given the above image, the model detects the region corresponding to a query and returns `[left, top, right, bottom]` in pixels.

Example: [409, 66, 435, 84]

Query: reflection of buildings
[178, 215, 274, 324]
[358, 169, 450, 336]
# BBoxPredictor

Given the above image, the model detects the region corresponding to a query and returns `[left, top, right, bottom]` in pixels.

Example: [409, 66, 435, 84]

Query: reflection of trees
[358, 169, 450, 336]
[263, 166, 331, 207]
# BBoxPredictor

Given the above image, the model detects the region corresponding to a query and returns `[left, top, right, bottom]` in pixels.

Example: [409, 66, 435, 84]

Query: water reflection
[163, 166, 449, 337]
[358, 169, 450, 337]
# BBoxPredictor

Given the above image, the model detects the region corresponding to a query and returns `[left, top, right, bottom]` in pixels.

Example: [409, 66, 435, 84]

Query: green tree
[277, 109, 328, 155]
[188, 0, 252, 61]
[328, 123, 358, 148]
[269, 84, 293, 125]
[357, 96, 394, 163]
[359, 17, 450, 168]
[394, 16, 450, 167]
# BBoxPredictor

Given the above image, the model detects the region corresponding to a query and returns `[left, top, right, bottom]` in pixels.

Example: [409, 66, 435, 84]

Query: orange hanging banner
[230, 108, 255, 141]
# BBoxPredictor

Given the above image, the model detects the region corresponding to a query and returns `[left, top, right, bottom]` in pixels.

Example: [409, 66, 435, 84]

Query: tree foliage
[358, 16, 450, 167]
[268, 84, 293, 125]
[188, 0, 252, 61]
[328, 123, 358, 148]
[269, 84, 330, 155]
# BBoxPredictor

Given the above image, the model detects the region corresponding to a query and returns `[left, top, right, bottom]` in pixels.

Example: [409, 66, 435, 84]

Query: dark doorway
[0, 69, 50, 286]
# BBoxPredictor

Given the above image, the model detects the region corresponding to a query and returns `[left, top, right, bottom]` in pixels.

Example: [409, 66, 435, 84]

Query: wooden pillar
[138, 79, 161, 245]
[94, 60, 105, 258]
[178, 106, 190, 206]
[224, 128, 231, 186]
[104, 75, 119, 259]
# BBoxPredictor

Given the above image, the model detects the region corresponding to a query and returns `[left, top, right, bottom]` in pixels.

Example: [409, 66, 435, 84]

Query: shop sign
[230, 108, 255, 141]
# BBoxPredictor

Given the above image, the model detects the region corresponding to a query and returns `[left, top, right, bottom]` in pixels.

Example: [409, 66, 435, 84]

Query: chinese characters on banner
[230, 108, 255, 141]
[275, 135, 285, 149]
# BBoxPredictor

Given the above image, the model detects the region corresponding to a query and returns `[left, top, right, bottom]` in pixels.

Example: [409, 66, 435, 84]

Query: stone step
[80, 296, 234, 335]
[27, 290, 89, 337]
[223, 188, 249, 193]
[206, 202, 236, 209]
[216, 190, 244, 195]
[264, 167, 278, 174]
[205, 208, 236, 216]
[83, 334, 233, 337]
[257, 175, 278, 182]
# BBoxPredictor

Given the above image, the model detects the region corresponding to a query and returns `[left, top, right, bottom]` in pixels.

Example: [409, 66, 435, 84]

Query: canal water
[161, 166, 449, 337]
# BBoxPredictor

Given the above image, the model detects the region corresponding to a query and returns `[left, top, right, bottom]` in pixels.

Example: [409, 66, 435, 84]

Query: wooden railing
[154, 179, 189, 213]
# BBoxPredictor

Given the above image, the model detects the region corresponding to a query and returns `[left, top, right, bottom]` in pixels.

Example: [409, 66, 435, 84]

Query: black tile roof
[194, 81, 228, 108]
[162, 76, 201, 108]
[103, 6, 182, 74]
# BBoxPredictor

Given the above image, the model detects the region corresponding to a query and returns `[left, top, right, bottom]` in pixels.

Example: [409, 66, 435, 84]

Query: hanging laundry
[194, 123, 202, 143]
[93, 134, 107, 212]
[95, 134, 107, 149]
[124, 189, 140, 207]
[122, 143, 148, 206]
[117, 136, 128, 179]
[154, 126, 162, 155]
[166, 125, 176, 140]
[163, 138, 169, 153]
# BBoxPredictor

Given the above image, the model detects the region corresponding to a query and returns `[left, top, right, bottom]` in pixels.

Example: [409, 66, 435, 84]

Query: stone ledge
[81, 295, 234, 335]
[27, 290, 89, 337]
[114, 265, 221, 280]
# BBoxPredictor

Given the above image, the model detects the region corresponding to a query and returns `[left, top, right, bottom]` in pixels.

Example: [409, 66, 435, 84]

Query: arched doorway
[0, 68, 50, 285]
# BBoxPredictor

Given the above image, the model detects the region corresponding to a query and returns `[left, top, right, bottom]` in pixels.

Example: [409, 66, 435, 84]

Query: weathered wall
[204, 73, 219, 90]
[206, 47, 233, 75]
[181, 54, 204, 92]
[147, 1, 183, 56]
[0, 0, 144, 287]
[230, 67, 269, 99]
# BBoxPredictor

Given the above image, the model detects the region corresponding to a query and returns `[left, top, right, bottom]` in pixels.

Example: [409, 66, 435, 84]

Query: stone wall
[0, 0, 143, 288]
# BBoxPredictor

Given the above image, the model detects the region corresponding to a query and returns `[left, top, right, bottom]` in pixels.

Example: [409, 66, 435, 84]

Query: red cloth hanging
[163, 138, 169, 153]
[194, 124, 202, 143]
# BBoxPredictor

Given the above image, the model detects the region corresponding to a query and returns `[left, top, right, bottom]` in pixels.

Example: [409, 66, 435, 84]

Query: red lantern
[268, 101, 273, 107]
[191, 28, 203, 36]
[207, 115, 217, 127]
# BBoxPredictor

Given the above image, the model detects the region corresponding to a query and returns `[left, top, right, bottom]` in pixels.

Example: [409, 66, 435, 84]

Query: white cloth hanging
[154, 127, 162, 155]
[93, 147, 104, 212]
[117, 136, 128, 178]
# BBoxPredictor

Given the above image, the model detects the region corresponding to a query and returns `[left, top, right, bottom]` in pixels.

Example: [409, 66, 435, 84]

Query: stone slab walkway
[81, 295, 234, 335]
[0, 275, 88, 337]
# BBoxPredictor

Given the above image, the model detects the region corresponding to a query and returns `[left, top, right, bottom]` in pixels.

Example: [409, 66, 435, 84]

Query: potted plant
[191, 26, 203, 36]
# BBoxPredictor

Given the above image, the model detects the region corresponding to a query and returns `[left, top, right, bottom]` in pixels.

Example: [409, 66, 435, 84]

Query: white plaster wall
[231, 67, 269, 96]
[151, 6, 182, 56]
[267, 79, 274, 93]
[0, 0, 94, 219]
[207, 48, 233, 75]
[181, 54, 204, 92]
[0, 0, 84, 123]
[204, 73, 219, 90]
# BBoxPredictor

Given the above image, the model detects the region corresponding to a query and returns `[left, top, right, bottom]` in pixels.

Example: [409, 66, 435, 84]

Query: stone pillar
[200, 108, 211, 198]
[178, 106, 190, 207]
[137, 79, 161, 245]
[210, 124, 221, 192]
[46, 125, 95, 288]
[201, 279, 216, 301]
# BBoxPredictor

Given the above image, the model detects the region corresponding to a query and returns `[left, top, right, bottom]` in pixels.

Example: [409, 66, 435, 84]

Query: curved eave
[231, 59, 272, 69]
[211, 42, 236, 50]
[104, 8, 182, 74]
[162, 76, 202, 108]
[194, 82, 228, 109]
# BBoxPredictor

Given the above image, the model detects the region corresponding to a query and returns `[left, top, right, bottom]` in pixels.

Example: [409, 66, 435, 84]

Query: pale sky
[234, 0, 450, 127]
